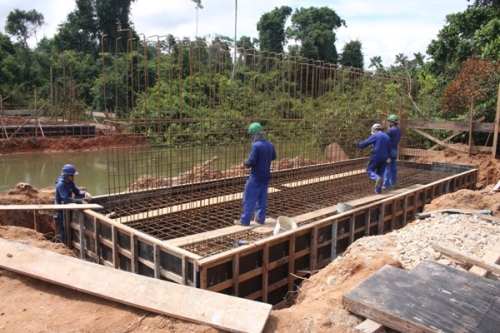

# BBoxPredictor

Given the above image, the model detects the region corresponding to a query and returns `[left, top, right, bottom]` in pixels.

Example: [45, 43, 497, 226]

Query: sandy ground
[1, 148, 499, 333]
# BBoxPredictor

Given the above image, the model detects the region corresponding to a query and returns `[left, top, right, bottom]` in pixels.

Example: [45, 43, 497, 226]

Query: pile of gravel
[355, 213, 500, 270]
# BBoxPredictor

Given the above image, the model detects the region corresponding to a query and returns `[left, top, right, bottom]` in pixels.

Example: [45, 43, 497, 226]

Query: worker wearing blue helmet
[54, 164, 92, 244]
[235, 123, 277, 226]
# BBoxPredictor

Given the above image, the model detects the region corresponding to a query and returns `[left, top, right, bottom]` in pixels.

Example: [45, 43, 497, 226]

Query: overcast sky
[1, 0, 470, 67]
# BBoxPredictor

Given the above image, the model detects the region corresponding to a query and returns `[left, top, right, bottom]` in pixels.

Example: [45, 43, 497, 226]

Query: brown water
[1, 143, 323, 195]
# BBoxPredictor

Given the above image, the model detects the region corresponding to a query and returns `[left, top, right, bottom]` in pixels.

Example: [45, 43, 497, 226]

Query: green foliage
[4, 9, 44, 47]
[340, 40, 364, 69]
[286, 7, 346, 63]
[257, 6, 292, 54]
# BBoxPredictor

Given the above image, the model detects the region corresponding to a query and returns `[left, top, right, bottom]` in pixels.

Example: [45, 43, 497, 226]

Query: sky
[0, 0, 471, 68]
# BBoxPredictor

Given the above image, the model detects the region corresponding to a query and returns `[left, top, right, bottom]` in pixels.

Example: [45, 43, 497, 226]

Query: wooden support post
[469, 96, 474, 157]
[331, 220, 338, 259]
[0, 95, 8, 139]
[311, 226, 319, 271]
[233, 253, 240, 297]
[262, 243, 269, 303]
[288, 234, 296, 291]
[378, 203, 385, 234]
[112, 225, 119, 269]
[492, 84, 500, 158]
[33, 211, 37, 233]
[78, 212, 85, 259]
[154, 244, 160, 279]
[130, 234, 137, 273]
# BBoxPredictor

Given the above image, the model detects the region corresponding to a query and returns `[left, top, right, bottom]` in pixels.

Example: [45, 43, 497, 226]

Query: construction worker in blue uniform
[235, 123, 277, 226]
[54, 164, 92, 244]
[383, 115, 402, 190]
[355, 124, 391, 194]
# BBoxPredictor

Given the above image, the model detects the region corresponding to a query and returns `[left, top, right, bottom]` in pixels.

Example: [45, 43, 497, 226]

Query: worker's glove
[85, 192, 92, 201]
[81, 200, 89, 205]
[386, 158, 391, 164]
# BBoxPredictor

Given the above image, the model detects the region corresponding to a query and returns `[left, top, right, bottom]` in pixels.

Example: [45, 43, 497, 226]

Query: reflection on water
[1, 142, 324, 195]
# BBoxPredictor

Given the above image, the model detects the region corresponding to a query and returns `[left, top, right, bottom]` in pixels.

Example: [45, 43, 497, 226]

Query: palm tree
[369, 56, 383, 70]
[191, 0, 203, 37]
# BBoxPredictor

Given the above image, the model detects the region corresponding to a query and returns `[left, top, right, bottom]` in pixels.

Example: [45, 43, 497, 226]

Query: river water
[1, 143, 323, 195]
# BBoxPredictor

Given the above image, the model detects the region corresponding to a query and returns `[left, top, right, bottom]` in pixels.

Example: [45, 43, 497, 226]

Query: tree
[426, 6, 497, 76]
[257, 6, 292, 54]
[339, 40, 363, 69]
[4, 9, 44, 47]
[54, 0, 138, 55]
[286, 7, 346, 63]
[369, 56, 383, 70]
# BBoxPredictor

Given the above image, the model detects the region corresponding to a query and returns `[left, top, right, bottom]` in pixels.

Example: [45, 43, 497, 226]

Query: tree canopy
[286, 7, 346, 63]
[257, 6, 292, 54]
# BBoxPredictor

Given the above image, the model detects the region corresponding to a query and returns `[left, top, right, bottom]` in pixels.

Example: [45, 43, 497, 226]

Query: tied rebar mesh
[101, 38, 435, 254]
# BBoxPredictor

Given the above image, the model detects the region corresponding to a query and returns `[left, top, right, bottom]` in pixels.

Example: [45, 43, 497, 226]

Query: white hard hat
[371, 123, 383, 134]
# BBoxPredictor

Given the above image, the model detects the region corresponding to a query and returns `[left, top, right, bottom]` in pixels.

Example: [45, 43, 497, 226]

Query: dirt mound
[412, 151, 500, 188]
[0, 134, 147, 154]
[424, 188, 500, 215]
[0, 183, 56, 236]
[266, 251, 400, 333]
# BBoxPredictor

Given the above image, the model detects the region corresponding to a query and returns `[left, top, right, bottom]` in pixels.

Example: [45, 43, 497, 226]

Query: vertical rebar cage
[103, 38, 421, 209]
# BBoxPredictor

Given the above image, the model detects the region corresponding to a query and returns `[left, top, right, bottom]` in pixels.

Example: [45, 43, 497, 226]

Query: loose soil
[1, 148, 499, 332]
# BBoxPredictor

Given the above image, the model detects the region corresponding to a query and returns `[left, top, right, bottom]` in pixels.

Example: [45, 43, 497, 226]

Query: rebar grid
[122, 164, 452, 257]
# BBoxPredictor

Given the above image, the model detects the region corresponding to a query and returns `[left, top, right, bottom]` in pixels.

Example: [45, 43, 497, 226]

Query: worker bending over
[236, 123, 277, 226]
[355, 124, 391, 194]
[54, 164, 92, 244]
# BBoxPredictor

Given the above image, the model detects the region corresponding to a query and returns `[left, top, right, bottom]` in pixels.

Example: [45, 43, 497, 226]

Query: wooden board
[0, 204, 103, 211]
[0, 239, 272, 333]
[281, 169, 365, 188]
[469, 241, 500, 277]
[116, 187, 280, 223]
[343, 260, 500, 333]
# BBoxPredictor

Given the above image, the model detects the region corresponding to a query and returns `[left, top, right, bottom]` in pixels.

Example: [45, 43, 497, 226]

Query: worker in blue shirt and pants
[54, 164, 92, 244]
[355, 124, 391, 194]
[236, 123, 277, 226]
[383, 115, 402, 190]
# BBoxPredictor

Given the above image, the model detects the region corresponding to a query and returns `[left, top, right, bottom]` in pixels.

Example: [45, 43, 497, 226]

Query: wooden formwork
[68, 162, 476, 306]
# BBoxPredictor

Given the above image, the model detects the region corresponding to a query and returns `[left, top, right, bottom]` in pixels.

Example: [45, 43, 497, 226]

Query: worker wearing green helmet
[383, 114, 402, 190]
[236, 123, 277, 226]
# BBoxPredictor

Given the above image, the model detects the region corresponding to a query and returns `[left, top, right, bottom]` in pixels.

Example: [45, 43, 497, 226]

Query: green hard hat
[388, 114, 398, 122]
[248, 122, 263, 134]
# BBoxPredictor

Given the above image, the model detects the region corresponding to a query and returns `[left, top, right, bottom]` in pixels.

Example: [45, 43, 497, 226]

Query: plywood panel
[0, 239, 271, 333]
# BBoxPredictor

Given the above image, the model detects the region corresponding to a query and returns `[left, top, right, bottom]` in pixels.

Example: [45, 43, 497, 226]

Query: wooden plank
[0, 239, 272, 333]
[0, 204, 103, 211]
[493, 84, 500, 157]
[116, 187, 280, 223]
[413, 128, 471, 154]
[281, 169, 365, 188]
[344, 261, 500, 333]
[355, 319, 385, 333]
[469, 241, 500, 277]
[401, 148, 444, 157]
[406, 119, 494, 132]
[431, 243, 500, 275]
[473, 213, 500, 224]
[429, 116, 485, 150]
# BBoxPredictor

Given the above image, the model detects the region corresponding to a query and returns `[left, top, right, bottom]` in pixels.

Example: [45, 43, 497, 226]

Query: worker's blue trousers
[240, 174, 271, 225]
[366, 159, 387, 194]
[383, 149, 398, 189]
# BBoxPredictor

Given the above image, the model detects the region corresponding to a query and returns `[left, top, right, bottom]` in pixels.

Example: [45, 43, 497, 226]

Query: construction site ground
[1, 144, 500, 332]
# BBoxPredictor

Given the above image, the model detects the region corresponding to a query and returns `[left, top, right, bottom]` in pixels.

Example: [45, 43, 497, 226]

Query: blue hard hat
[61, 164, 78, 176]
